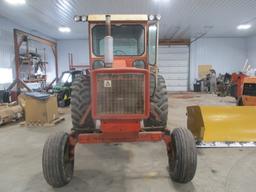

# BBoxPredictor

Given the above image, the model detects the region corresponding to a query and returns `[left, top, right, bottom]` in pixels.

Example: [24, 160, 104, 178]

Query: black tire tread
[71, 75, 94, 130]
[169, 128, 197, 183]
[42, 132, 73, 187]
[144, 75, 168, 128]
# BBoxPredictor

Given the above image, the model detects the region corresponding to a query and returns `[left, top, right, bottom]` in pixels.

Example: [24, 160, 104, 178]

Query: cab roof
[87, 14, 148, 22]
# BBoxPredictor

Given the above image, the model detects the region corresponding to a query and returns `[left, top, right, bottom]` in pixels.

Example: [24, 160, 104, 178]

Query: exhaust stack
[104, 15, 113, 67]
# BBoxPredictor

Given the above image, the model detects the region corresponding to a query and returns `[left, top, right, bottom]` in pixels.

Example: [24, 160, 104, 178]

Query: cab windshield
[60, 72, 72, 83]
[92, 24, 145, 56]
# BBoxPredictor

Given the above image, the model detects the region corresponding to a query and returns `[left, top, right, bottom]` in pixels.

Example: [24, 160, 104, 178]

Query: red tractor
[42, 14, 197, 187]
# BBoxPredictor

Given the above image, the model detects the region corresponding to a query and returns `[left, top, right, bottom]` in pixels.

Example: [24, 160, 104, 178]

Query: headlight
[148, 14, 155, 21]
[133, 60, 146, 69]
[74, 15, 81, 22]
[156, 14, 161, 21]
[93, 60, 104, 69]
[74, 15, 87, 22]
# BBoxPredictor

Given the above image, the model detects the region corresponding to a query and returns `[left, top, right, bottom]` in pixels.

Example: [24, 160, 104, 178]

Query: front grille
[243, 83, 256, 96]
[96, 73, 145, 115]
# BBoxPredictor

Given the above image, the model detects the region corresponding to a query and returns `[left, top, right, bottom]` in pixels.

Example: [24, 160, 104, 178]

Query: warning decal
[104, 80, 112, 88]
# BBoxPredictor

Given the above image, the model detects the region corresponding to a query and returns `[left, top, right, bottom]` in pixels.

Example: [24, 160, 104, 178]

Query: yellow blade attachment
[187, 106, 256, 142]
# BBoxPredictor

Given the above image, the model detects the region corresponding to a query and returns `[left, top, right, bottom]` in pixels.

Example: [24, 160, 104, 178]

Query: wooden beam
[14, 29, 57, 47]
[159, 39, 190, 46]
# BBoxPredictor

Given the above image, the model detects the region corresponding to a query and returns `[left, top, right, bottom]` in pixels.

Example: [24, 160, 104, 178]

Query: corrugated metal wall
[1, 15, 256, 92]
[1, 0, 256, 40]
[0, 29, 14, 68]
[247, 36, 256, 68]
[57, 39, 89, 73]
[158, 45, 189, 91]
[190, 37, 247, 89]
[0, 19, 15, 89]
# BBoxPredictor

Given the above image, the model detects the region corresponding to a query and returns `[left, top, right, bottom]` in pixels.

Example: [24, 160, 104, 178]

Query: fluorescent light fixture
[58, 27, 71, 33]
[5, 0, 26, 5]
[153, 0, 170, 3]
[237, 24, 251, 30]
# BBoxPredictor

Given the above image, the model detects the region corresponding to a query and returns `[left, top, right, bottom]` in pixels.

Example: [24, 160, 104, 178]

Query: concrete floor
[1, 92, 256, 192]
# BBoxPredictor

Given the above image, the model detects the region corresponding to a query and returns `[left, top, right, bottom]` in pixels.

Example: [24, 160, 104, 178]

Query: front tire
[42, 132, 74, 187]
[168, 128, 197, 183]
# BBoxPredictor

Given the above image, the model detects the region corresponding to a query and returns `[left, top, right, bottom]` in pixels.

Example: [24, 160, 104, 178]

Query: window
[0, 68, 13, 84]
[243, 83, 256, 96]
[60, 73, 72, 83]
[148, 24, 158, 65]
[73, 73, 82, 79]
[92, 25, 145, 56]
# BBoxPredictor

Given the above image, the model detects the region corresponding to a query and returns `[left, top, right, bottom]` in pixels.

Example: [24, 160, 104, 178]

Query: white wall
[190, 37, 247, 89]
[1, 15, 256, 92]
[0, 17, 16, 89]
[57, 39, 89, 73]
[0, 16, 56, 89]
[246, 36, 256, 68]
[58, 37, 253, 92]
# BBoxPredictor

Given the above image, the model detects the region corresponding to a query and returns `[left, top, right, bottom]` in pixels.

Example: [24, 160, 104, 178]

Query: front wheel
[42, 132, 74, 187]
[168, 128, 197, 183]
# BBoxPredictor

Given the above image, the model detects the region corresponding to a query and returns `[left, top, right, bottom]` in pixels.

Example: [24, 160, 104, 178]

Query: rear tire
[168, 128, 197, 183]
[144, 75, 168, 128]
[42, 132, 74, 187]
[71, 75, 95, 132]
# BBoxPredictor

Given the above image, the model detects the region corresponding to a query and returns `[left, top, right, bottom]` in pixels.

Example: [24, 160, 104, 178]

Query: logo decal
[104, 80, 112, 88]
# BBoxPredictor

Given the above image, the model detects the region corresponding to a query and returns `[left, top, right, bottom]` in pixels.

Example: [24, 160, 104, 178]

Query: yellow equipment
[187, 106, 256, 146]
[237, 77, 256, 106]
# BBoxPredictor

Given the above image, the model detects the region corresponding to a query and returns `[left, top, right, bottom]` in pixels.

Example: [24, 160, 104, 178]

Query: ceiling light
[5, 0, 26, 5]
[237, 24, 251, 30]
[58, 27, 71, 33]
[153, 0, 170, 3]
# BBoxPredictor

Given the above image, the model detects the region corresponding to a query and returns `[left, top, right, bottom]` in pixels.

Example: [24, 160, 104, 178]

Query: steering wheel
[114, 49, 127, 55]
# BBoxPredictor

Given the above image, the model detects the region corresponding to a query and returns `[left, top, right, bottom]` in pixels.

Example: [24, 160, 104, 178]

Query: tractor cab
[86, 14, 160, 69]
[73, 14, 161, 121]
[57, 70, 83, 86]
[52, 70, 83, 107]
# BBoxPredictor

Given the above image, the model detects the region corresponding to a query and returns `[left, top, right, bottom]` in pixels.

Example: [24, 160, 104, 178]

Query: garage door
[158, 45, 189, 91]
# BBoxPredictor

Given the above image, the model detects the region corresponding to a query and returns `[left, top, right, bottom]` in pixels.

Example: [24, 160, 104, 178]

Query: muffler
[104, 15, 113, 67]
